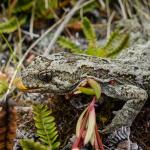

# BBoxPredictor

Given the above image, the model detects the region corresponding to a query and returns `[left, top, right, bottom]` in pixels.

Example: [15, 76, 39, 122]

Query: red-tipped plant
[72, 79, 104, 150]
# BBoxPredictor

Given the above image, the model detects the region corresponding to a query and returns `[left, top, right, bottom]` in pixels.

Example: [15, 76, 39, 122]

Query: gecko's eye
[38, 71, 52, 82]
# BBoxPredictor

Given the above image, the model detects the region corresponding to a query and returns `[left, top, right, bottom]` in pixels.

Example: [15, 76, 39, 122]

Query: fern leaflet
[58, 18, 129, 58]
[82, 17, 97, 49]
[20, 139, 49, 150]
[58, 36, 83, 53]
[0, 16, 26, 33]
[33, 104, 60, 150]
[99, 31, 129, 58]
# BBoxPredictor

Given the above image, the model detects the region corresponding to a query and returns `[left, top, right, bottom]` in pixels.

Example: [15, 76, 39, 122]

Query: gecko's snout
[13, 77, 28, 91]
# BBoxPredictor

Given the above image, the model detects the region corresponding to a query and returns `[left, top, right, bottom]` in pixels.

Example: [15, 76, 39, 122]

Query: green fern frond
[58, 36, 83, 53]
[106, 32, 129, 58]
[105, 31, 120, 48]
[58, 19, 129, 58]
[33, 104, 60, 150]
[98, 31, 129, 58]
[82, 17, 97, 49]
[0, 16, 26, 33]
[20, 139, 49, 150]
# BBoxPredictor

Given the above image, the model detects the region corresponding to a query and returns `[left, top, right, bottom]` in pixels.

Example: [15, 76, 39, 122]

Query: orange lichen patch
[13, 77, 28, 91]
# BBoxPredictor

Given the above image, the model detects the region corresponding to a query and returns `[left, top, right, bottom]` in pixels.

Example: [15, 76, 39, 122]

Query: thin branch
[43, 0, 85, 56]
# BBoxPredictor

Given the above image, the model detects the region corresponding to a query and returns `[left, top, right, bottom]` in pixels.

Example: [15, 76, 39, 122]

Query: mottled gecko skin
[21, 43, 150, 133]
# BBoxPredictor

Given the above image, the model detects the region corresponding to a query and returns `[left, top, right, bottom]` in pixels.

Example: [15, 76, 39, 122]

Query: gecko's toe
[104, 126, 131, 149]
[100, 124, 119, 134]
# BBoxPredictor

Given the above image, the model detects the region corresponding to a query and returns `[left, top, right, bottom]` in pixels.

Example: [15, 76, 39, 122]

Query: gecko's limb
[102, 84, 148, 133]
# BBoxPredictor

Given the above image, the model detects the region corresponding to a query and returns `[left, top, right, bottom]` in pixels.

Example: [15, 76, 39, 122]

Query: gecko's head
[18, 52, 85, 94]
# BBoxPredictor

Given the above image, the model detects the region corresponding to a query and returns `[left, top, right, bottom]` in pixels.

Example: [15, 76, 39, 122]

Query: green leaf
[58, 18, 129, 59]
[37, 126, 56, 135]
[33, 104, 60, 149]
[82, 17, 97, 49]
[34, 115, 54, 123]
[20, 139, 49, 150]
[86, 47, 98, 56]
[84, 107, 96, 144]
[76, 107, 88, 137]
[78, 87, 95, 95]
[0, 16, 26, 33]
[13, 0, 34, 13]
[88, 79, 101, 99]
[35, 122, 56, 130]
[58, 36, 83, 53]
[52, 142, 61, 149]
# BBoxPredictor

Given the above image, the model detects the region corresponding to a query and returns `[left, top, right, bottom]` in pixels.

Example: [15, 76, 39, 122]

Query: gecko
[18, 42, 150, 133]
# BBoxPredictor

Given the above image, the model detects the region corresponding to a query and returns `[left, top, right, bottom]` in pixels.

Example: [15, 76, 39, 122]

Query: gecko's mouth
[14, 77, 43, 92]
[14, 77, 80, 94]
[19, 86, 45, 92]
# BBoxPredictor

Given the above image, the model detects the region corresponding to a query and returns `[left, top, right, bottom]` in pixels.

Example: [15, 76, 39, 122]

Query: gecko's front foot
[101, 102, 145, 134]
[101, 106, 138, 133]
[101, 84, 148, 134]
